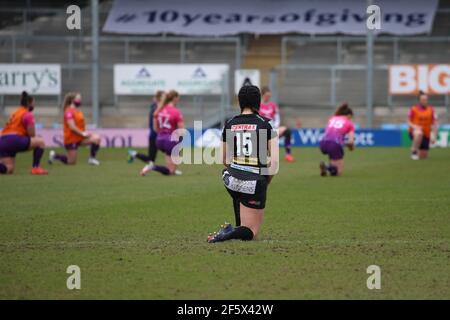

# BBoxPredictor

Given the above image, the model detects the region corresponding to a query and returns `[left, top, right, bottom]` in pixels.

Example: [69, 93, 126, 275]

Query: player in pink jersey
[260, 87, 294, 162]
[319, 103, 355, 177]
[140, 90, 184, 176]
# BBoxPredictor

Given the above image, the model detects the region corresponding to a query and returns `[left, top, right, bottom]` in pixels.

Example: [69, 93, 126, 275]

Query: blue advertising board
[291, 129, 402, 147]
[185, 128, 403, 147]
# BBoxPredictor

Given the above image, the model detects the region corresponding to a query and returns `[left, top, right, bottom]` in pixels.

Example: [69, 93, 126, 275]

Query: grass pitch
[0, 147, 449, 299]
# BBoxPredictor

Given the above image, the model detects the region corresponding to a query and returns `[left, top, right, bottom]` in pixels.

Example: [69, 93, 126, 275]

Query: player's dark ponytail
[20, 91, 33, 107]
[335, 102, 353, 117]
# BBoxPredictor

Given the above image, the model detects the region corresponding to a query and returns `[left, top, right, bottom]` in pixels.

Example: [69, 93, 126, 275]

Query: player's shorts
[64, 142, 82, 150]
[0, 134, 31, 158]
[222, 169, 268, 210]
[320, 140, 344, 160]
[409, 133, 430, 150]
[156, 133, 180, 156]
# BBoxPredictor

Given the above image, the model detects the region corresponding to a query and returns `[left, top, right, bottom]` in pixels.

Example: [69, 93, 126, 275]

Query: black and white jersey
[221, 113, 277, 180]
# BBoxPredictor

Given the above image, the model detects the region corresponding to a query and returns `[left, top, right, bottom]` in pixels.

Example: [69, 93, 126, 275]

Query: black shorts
[64, 142, 82, 150]
[409, 133, 430, 150]
[222, 169, 268, 210]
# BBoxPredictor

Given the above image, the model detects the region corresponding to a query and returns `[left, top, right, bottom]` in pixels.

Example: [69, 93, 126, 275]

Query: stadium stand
[278, 0, 450, 126]
[0, 0, 449, 128]
[0, 0, 238, 128]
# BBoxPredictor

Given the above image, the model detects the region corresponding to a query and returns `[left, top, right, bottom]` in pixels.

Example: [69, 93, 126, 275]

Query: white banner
[114, 64, 229, 95]
[234, 69, 261, 94]
[0, 64, 61, 95]
[103, 0, 438, 36]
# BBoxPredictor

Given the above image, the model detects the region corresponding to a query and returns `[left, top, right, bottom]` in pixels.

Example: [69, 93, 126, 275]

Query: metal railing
[0, 4, 242, 127]
[0, 34, 242, 125]
[278, 34, 450, 122]
[269, 63, 450, 119]
[281, 35, 450, 67]
[0, 34, 241, 66]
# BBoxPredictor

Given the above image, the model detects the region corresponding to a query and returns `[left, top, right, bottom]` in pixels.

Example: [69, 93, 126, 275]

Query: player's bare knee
[93, 134, 101, 145]
[36, 137, 45, 148]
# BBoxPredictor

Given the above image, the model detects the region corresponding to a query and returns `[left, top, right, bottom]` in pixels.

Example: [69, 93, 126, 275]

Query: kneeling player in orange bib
[0, 91, 48, 175]
[408, 91, 438, 160]
[48, 92, 101, 166]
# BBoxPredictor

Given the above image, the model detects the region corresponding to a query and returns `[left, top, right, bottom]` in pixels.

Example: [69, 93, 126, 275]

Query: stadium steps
[242, 35, 282, 85]
[287, 44, 337, 64]
[0, 0, 238, 128]
[341, 43, 394, 64]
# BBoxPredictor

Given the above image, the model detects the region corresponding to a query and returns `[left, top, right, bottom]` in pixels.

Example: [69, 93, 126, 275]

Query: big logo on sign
[389, 64, 450, 95]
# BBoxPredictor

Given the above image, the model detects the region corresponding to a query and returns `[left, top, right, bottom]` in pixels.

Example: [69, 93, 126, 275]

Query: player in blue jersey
[127, 91, 164, 167]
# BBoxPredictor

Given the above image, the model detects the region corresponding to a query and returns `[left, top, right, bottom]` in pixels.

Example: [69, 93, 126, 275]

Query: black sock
[233, 198, 241, 226]
[55, 154, 68, 164]
[153, 165, 171, 175]
[90, 144, 100, 158]
[220, 226, 254, 241]
[0, 163, 7, 174]
[136, 153, 151, 163]
[32, 147, 44, 168]
[327, 164, 338, 176]
[283, 128, 292, 155]
[149, 138, 158, 162]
